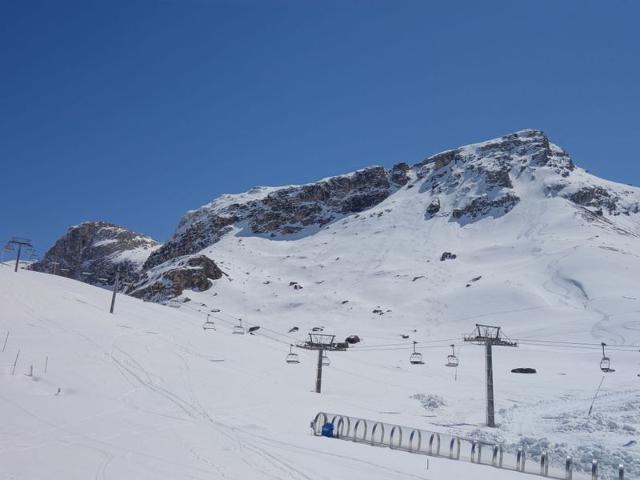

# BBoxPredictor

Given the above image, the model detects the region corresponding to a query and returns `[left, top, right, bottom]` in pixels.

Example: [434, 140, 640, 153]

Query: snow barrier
[311, 412, 626, 480]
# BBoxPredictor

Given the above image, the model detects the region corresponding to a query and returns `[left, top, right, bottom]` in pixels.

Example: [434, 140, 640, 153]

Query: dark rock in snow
[440, 252, 457, 261]
[452, 193, 520, 221]
[130, 255, 223, 302]
[345, 335, 361, 344]
[426, 198, 441, 216]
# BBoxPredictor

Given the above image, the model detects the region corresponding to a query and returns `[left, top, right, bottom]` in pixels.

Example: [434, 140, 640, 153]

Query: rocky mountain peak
[30, 221, 160, 289]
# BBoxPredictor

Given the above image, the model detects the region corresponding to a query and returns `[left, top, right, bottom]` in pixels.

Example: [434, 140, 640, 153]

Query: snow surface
[0, 265, 532, 480]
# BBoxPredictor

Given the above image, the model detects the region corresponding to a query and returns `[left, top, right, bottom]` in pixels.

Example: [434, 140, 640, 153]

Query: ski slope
[1, 232, 639, 480]
[0, 264, 529, 480]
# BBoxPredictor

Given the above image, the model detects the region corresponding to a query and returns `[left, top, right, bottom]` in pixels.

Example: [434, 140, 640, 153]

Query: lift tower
[297, 333, 347, 393]
[464, 324, 517, 427]
[5, 237, 34, 272]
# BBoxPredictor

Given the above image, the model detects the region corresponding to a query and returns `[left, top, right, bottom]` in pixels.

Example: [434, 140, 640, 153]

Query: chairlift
[232, 319, 245, 335]
[322, 352, 331, 367]
[600, 342, 612, 373]
[446, 344, 459, 367]
[285, 344, 300, 364]
[409, 341, 424, 365]
[202, 314, 216, 331]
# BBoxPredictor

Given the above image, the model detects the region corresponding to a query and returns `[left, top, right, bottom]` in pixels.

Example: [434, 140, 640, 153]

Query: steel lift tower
[297, 333, 347, 393]
[464, 324, 517, 427]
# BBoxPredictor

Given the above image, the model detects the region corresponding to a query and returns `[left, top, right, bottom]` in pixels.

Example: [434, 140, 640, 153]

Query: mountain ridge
[31, 129, 640, 302]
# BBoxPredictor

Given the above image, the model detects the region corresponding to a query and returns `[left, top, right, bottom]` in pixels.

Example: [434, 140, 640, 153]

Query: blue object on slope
[321, 422, 334, 438]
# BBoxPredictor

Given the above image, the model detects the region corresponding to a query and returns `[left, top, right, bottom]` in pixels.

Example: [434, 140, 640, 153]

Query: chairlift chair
[600, 342, 612, 372]
[285, 345, 300, 364]
[409, 341, 424, 365]
[322, 352, 330, 367]
[203, 314, 216, 331]
[446, 344, 459, 367]
[232, 319, 245, 335]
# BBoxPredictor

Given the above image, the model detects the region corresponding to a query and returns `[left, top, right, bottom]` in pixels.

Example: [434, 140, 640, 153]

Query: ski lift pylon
[285, 344, 300, 364]
[232, 319, 245, 335]
[409, 341, 424, 365]
[600, 342, 612, 372]
[446, 344, 459, 367]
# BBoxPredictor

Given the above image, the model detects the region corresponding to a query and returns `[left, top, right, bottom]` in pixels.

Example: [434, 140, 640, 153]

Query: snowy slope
[133, 131, 640, 477]
[0, 265, 541, 480]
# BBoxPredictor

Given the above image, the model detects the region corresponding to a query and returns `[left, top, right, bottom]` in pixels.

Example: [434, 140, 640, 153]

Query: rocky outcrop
[567, 186, 628, 215]
[129, 255, 224, 302]
[144, 166, 399, 270]
[452, 193, 521, 221]
[30, 222, 159, 289]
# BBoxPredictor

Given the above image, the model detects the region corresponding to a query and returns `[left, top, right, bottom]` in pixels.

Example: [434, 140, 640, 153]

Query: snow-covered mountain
[7, 129, 640, 478]
[125, 128, 640, 302]
[30, 221, 160, 289]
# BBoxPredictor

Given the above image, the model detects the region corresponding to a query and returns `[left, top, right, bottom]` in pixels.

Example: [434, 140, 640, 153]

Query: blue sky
[1, 0, 639, 254]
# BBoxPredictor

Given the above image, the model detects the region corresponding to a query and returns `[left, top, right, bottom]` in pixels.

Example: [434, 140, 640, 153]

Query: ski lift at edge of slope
[322, 352, 330, 367]
[233, 319, 245, 335]
[203, 314, 216, 331]
[446, 344, 459, 367]
[285, 345, 300, 364]
[409, 341, 424, 365]
[600, 342, 613, 373]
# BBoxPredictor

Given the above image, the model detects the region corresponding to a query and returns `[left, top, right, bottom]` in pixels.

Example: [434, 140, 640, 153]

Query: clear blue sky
[1, 0, 639, 255]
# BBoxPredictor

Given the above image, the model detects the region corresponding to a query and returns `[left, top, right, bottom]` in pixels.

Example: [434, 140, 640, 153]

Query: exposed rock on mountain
[30, 221, 160, 289]
[129, 255, 224, 302]
[144, 166, 402, 270]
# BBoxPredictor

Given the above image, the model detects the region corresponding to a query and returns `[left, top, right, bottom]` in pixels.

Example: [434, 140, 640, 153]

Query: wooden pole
[11, 349, 20, 375]
[2, 331, 9, 352]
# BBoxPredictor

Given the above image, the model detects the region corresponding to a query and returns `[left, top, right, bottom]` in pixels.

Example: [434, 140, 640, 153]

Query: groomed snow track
[311, 412, 627, 480]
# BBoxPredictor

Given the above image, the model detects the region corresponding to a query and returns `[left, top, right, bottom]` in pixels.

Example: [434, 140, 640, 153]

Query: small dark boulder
[288, 326, 299, 333]
[289, 281, 303, 290]
[440, 252, 457, 261]
[248, 326, 260, 335]
[345, 335, 361, 345]
[426, 198, 441, 216]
